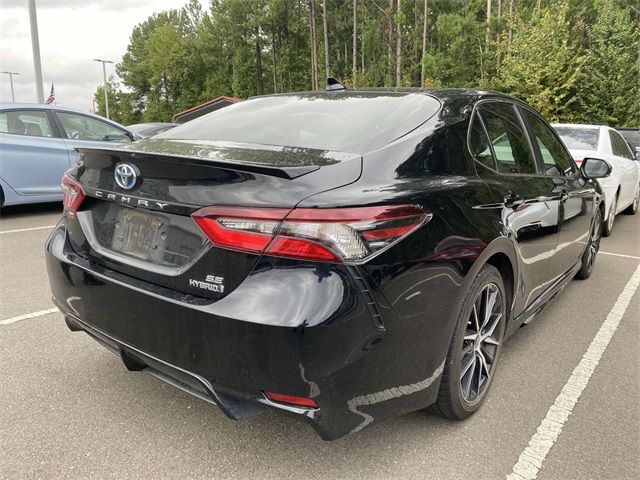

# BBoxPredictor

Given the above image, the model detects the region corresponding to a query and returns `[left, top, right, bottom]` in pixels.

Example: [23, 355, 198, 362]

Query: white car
[553, 123, 640, 236]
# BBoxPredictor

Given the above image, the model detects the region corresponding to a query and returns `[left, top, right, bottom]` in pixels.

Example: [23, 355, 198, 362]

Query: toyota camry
[45, 88, 609, 440]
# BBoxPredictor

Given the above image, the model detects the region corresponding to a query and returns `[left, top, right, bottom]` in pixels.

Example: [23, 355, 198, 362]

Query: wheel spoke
[483, 313, 502, 338]
[471, 304, 480, 332]
[461, 355, 476, 398]
[461, 352, 475, 379]
[464, 332, 478, 342]
[484, 288, 498, 324]
[477, 349, 490, 377]
[480, 344, 495, 363]
[475, 352, 483, 395]
[484, 336, 499, 346]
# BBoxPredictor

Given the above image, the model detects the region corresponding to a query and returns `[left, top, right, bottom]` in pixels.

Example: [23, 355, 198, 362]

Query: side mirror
[635, 149, 640, 161]
[580, 157, 611, 179]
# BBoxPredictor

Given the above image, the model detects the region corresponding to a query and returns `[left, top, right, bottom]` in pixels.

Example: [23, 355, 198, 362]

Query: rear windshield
[554, 126, 599, 150]
[158, 92, 441, 153]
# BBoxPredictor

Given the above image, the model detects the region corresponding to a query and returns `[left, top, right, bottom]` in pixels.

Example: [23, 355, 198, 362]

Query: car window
[468, 113, 496, 170]
[477, 102, 537, 174]
[0, 110, 54, 138]
[56, 112, 130, 143]
[609, 130, 634, 160]
[554, 127, 599, 151]
[521, 109, 574, 176]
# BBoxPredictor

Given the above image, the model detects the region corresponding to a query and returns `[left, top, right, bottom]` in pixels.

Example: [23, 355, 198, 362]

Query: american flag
[45, 83, 55, 104]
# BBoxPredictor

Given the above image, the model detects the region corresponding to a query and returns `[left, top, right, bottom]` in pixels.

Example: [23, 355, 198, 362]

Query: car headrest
[8, 118, 26, 135]
[25, 123, 43, 136]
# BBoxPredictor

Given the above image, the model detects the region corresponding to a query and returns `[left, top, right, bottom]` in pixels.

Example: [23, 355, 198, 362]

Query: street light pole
[27, 0, 44, 103]
[93, 59, 113, 119]
[1, 72, 20, 102]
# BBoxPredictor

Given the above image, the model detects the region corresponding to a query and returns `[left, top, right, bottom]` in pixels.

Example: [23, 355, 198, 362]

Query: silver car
[0, 103, 136, 207]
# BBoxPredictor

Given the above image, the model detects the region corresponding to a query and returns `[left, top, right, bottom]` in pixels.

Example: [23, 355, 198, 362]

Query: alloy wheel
[460, 283, 503, 404]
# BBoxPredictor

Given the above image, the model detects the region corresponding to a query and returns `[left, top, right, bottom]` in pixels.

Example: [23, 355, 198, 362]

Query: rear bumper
[45, 221, 445, 440]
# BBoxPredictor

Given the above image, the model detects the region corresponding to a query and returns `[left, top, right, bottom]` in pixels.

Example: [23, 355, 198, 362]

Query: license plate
[111, 209, 167, 262]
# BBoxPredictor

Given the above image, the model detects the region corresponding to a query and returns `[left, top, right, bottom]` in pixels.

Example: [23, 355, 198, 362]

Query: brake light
[264, 391, 319, 409]
[574, 158, 583, 165]
[191, 205, 430, 263]
[61, 174, 85, 218]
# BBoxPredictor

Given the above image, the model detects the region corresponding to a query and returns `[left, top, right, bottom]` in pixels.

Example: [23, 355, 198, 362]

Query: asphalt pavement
[0, 203, 638, 480]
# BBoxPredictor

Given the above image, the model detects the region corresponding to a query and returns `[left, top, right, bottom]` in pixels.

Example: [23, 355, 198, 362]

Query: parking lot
[0, 204, 638, 480]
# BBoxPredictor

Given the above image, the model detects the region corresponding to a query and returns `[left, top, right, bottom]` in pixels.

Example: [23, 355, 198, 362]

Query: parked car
[617, 128, 640, 161]
[553, 123, 640, 236]
[47, 89, 608, 440]
[0, 103, 137, 208]
[127, 122, 178, 139]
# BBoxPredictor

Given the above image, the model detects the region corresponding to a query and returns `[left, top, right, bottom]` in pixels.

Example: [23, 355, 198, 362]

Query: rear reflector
[264, 391, 319, 409]
[191, 204, 430, 263]
[61, 174, 85, 218]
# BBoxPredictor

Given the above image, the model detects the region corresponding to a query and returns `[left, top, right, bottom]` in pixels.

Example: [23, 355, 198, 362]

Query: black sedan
[46, 89, 609, 440]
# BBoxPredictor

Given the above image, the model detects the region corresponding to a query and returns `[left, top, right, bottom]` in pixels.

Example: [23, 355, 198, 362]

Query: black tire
[575, 205, 602, 280]
[624, 185, 639, 215]
[430, 264, 506, 419]
[602, 193, 618, 237]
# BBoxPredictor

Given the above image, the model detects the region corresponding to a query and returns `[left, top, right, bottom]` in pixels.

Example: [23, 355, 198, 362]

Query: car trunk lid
[66, 140, 362, 299]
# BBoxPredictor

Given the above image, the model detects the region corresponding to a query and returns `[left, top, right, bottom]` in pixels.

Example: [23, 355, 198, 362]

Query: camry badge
[114, 163, 138, 190]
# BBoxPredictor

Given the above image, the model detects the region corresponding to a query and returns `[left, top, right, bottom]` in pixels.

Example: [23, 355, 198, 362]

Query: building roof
[172, 96, 242, 123]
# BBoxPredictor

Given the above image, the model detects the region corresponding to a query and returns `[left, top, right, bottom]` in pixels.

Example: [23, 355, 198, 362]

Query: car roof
[0, 103, 132, 130]
[0, 102, 91, 113]
[252, 87, 515, 103]
[552, 123, 609, 130]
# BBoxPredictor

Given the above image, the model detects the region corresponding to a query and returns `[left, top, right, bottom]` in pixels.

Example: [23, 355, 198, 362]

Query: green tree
[576, 0, 640, 126]
[93, 78, 142, 126]
[494, 3, 583, 122]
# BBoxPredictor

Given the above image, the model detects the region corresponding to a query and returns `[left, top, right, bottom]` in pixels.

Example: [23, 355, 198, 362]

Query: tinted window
[0, 110, 54, 137]
[158, 93, 441, 153]
[56, 112, 130, 143]
[468, 113, 496, 170]
[554, 127, 599, 151]
[522, 109, 574, 176]
[478, 102, 537, 174]
[609, 130, 634, 160]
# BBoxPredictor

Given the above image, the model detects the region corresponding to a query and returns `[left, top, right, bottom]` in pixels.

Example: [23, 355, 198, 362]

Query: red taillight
[61, 174, 85, 218]
[574, 158, 583, 165]
[191, 204, 430, 263]
[264, 391, 319, 409]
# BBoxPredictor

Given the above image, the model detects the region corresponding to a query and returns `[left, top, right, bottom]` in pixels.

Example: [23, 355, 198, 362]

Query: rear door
[519, 107, 595, 273]
[608, 129, 639, 208]
[52, 110, 133, 157]
[472, 100, 562, 310]
[0, 109, 70, 196]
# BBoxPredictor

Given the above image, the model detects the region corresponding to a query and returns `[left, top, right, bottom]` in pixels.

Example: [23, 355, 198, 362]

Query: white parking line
[599, 251, 640, 260]
[0, 225, 56, 235]
[507, 263, 640, 480]
[0, 307, 59, 326]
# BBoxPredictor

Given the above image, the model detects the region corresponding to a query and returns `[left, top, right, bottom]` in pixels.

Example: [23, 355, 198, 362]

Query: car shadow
[0, 201, 62, 219]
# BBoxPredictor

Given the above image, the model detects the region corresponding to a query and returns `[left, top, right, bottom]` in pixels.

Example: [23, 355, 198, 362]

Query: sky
[0, 0, 204, 112]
